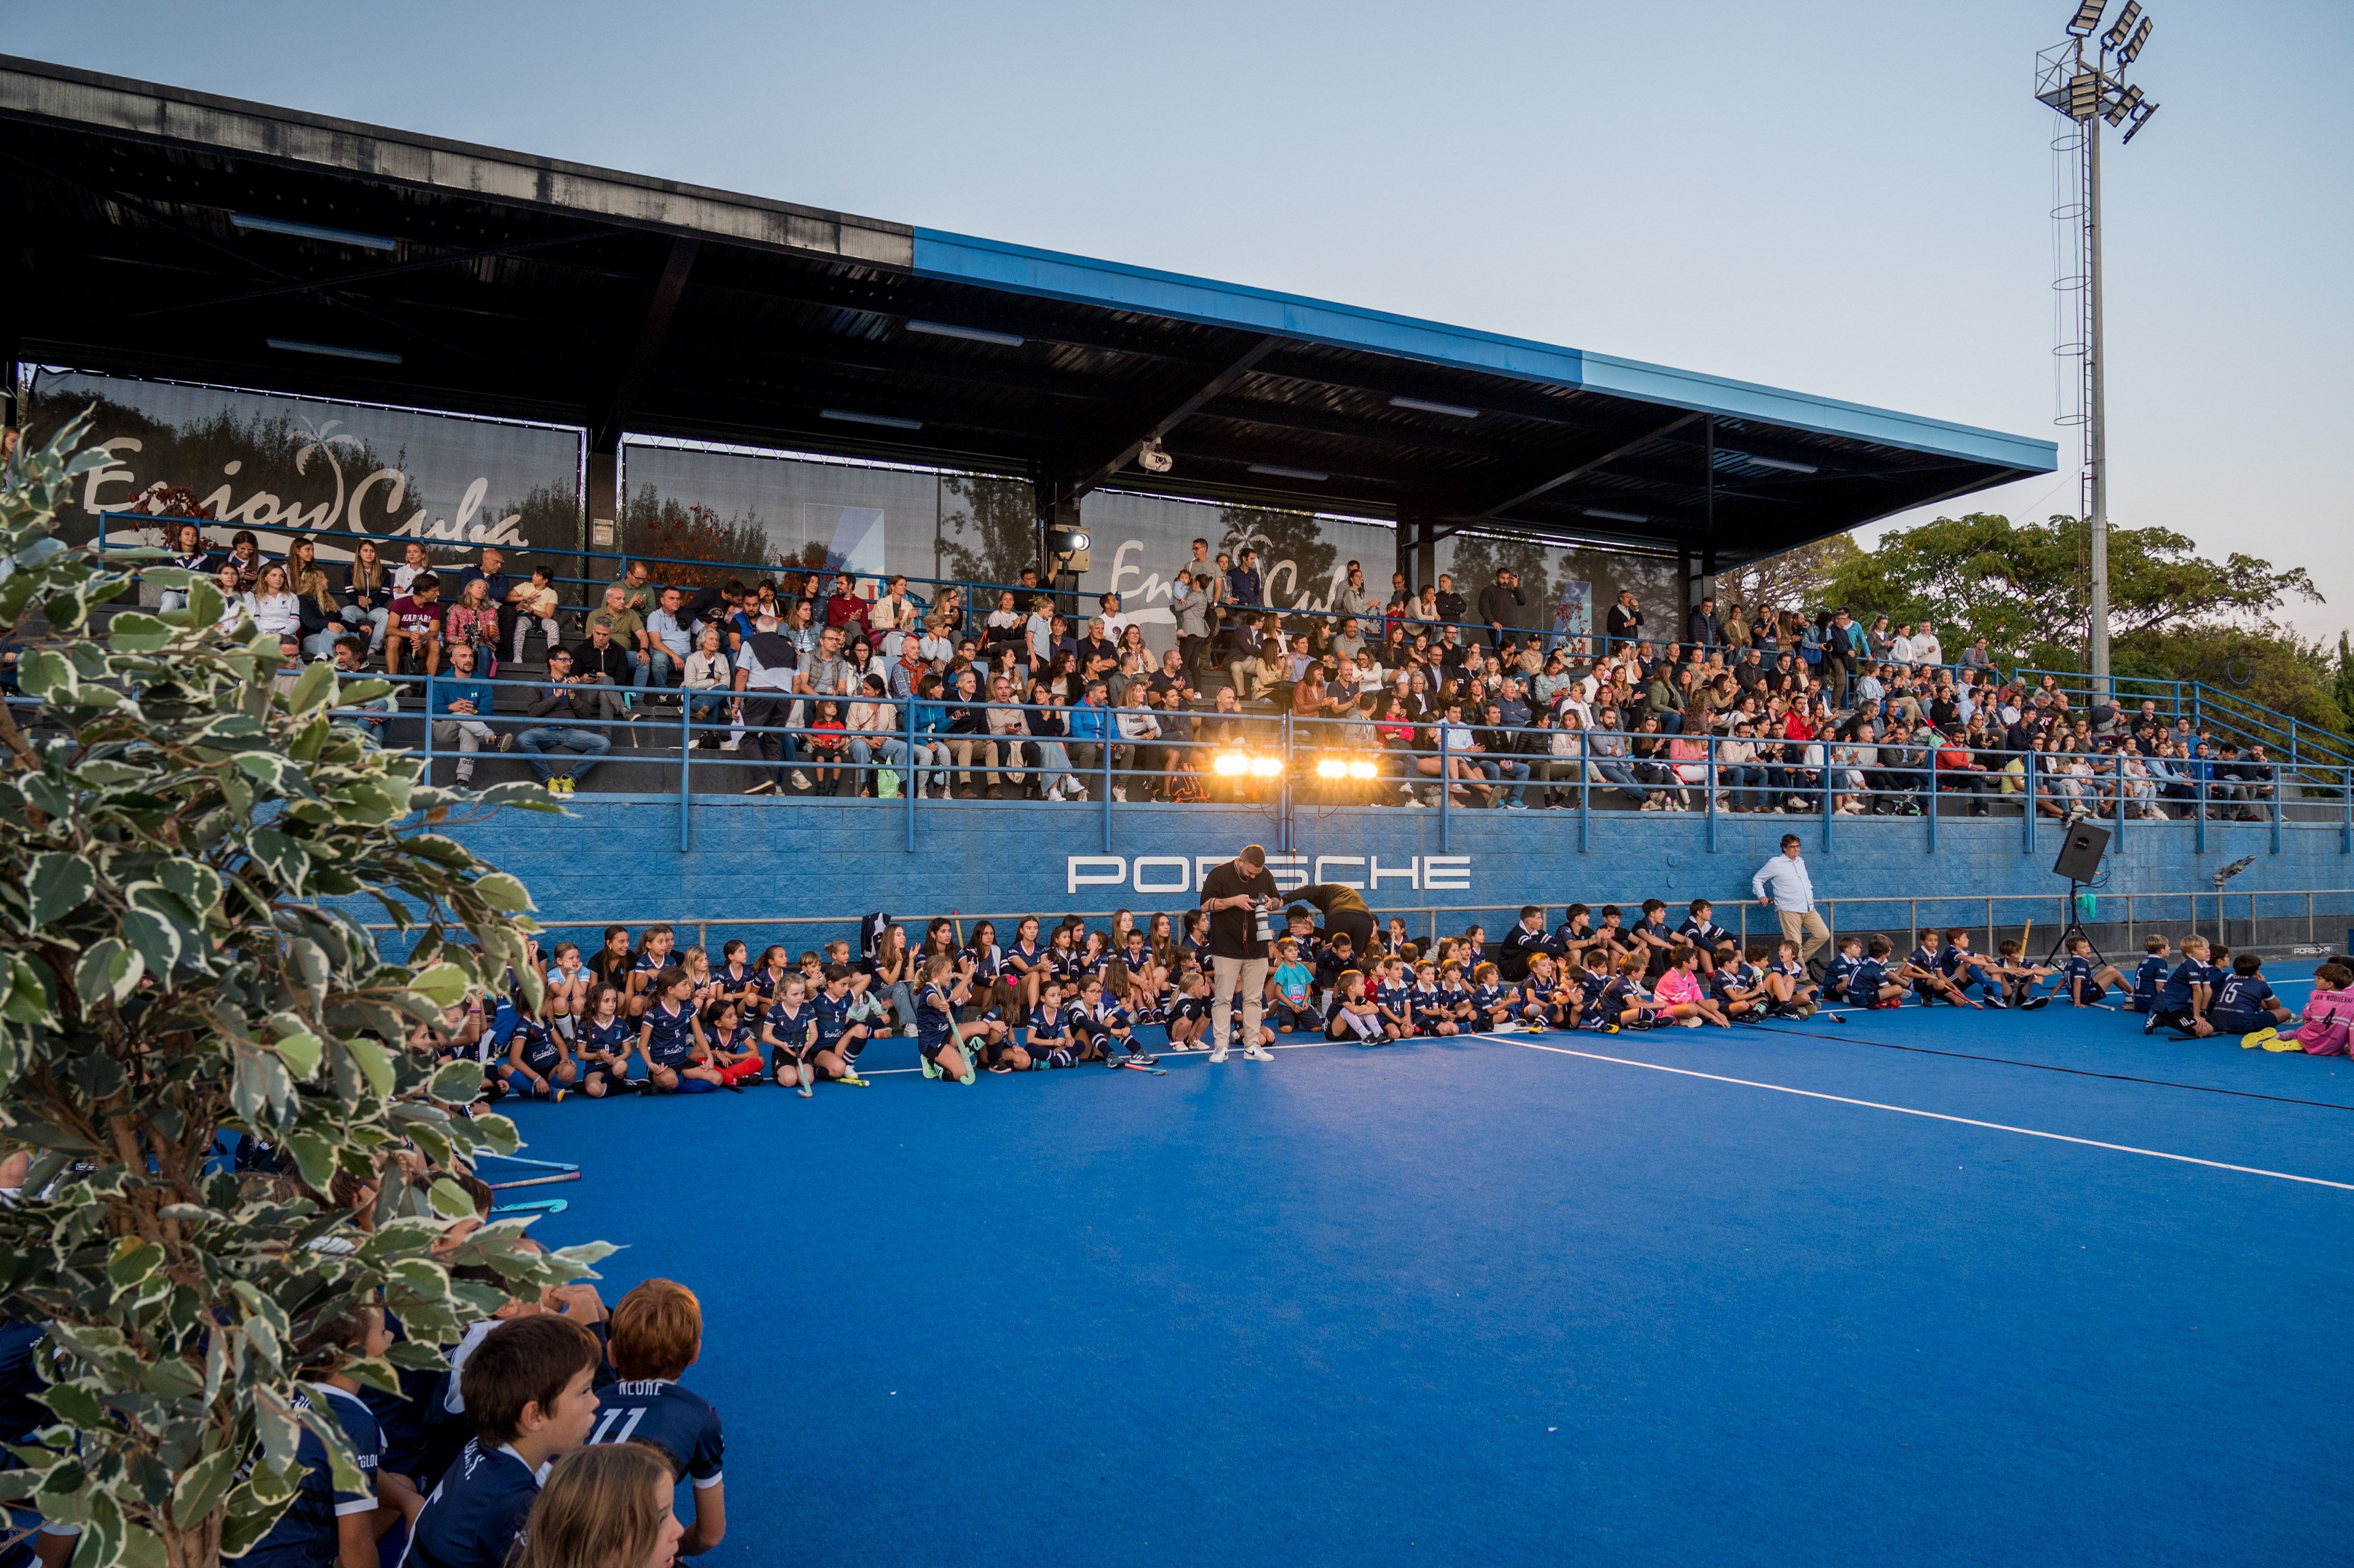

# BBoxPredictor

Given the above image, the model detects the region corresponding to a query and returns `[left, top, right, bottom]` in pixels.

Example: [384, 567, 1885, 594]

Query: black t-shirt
[1199, 859, 1279, 960]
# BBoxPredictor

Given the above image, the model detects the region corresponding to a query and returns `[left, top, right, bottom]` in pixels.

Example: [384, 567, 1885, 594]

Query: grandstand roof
[0, 54, 2056, 565]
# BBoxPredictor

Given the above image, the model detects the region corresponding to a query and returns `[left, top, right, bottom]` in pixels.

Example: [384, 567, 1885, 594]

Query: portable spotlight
[1249, 755, 1284, 779]
[1213, 751, 1250, 777]
[1136, 439, 1173, 475]
[1315, 758, 1349, 779]
[1346, 759, 1378, 780]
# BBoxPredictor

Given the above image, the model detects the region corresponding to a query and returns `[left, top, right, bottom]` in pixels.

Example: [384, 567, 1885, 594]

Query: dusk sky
[8, 0, 2348, 638]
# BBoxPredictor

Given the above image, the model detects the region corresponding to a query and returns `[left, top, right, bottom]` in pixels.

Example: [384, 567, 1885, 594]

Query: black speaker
[2051, 821, 2111, 882]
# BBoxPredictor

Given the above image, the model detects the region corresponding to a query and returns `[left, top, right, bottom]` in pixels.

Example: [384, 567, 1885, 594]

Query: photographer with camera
[1199, 844, 1281, 1064]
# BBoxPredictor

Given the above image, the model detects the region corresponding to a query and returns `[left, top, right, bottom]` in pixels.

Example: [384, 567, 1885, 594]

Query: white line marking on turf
[1475, 1033, 2354, 1193]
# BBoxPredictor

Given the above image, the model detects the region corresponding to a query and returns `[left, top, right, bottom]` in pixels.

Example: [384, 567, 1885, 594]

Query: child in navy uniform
[1903, 930, 1981, 1008]
[2208, 951, 2295, 1039]
[810, 966, 873, 1086]
[1163, 968, 1211, 1051]
[575, 987, 637, 1097]
[1075, 976, 1157, 1068]
[701, 1001, 764, 1088]
[1708, 944, 1764, 1020]
[1984, 939, 2055, 1010]
[915, 954, 978, 1084]
[1851, 936, 1905, 1008]
[241, 1304, 390, 1568]
[1763, 940, 1818, 1017]
[634, 971, 721, 1093]
[588, 1279, 727, 1559]
[499, 999, 577, 1101]
[1027, 980, 1079, 1067]
[1822, 935, 1864, 1006]
[761, 977, 819, 1096]
[2146, 934, 2214, 1037]
[1470, 962, 1518, 1033]
[406, 1315, 602, 1568]
[1631, 900, 1677, 977]
[2129, 935, 2172, 1013]
[2058, 937, 2126, 1008]
[1677, 899, 1732, 973]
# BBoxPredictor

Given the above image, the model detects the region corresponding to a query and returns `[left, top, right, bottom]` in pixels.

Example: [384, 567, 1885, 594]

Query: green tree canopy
[0, 417, 606, 1567]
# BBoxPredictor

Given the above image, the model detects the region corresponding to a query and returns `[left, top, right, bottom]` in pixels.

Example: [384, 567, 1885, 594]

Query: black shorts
[2207, 1014, 2260, 1037]
[1273, 1003, 1323, 1031]
[2150, 1008, 2196, 1033]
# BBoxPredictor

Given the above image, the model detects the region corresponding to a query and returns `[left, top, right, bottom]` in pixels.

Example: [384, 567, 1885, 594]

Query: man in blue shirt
[428, 643, 502, 785]
[1753, 834, 1830, 971]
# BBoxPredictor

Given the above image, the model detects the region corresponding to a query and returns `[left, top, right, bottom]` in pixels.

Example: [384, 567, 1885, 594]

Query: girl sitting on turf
[750, 944, 794, 1008]
[679, 945, 724, 1013]
[1027, 978, 1079, 1068]
[715, 940, 758, 1008]
[916, 953, 978, 1084]
[1764, 940, 1817, 1017]
[1651, 945, 1730, 1027]
[1165, 966, 1211, 1051]
[637, 969, 725, 1093]
[761, 976, 819, 1096]
[577, 986, 638, 1096]
[544, 942, 589, 1039]
[499, 993, 578, 1100]
[702, 1000, 764, 1088]
[1327, 970, 1387, 1043]
[626, 924, 677, 1018]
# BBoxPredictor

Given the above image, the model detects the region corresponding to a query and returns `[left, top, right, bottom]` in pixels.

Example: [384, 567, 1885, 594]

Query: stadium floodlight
[1345, 759, 1378, 780]
[1746, 455, 1819, 474]
[906, 319, 1024, 347]
[1136, 438, 1173, 474]
[1249, 755, 1284, 779]
[820, 409, 924, 430]
[2117, 16, 2153, 66]
[233, 213, 398, 251]
[1315, 758, 1349, 779]
[267, 338, 402, 364]
[1248, 464, 1329, 481]
[1214, 751, 1250, 777]
[2037, 3, 2161, 697]
[1389, 396, 1481, 419]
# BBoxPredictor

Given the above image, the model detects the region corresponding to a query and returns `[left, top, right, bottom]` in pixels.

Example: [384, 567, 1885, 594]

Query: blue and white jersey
[1677, 918, 1731, 951]
[1770, 956, 1808, 983]
[582, 1015, 632, 1060]
[1049, 947, 1088, 983]
[916, 984, 959, 1051]
[813, 990, 854, 1044]
[966, 944, 1004, 983]
[713, 1022, 756, 1058]
[1079, 997, 1131, 1036]
[1009, 938, 1049, 975]
[243, 1384, 382, 1568]
[1908, 945, 1941, 977]
[2157, 960, 2205, 1012]
[642, 1000, 697, 1068]
[2060, 955, 2099, 995]
[1409, 983, 1444, 1018]
[1824, 954, 1860, 996]
[749, 967, 789, 1003]
[1471, 982, 1512, 1018]
[406, 1438, 544, 1568]
[2210, 974, 2275, 1027]
[509, 1018, 561, 1075]
[586, 1378, 724, 1489]
[1027, 1002, 1070, 1041]
[2133, 955, 2170, 1008]
[1709, 962, 1758, 1002]
[1440, 981, 1474, 1015]
[716, 962, 756, 997]
[631, 949, 669, 983]
[764, 1000, 815, 1049]
[1851, 958, 1888, 996]
[1374, 979, 1413, 1018]
[1938, 945, 1974, 978]
[1597, 976, 1643, 1021]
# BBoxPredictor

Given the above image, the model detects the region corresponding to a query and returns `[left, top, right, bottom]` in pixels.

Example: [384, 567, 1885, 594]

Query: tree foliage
[938, 475, 1037, 589]
[1726, 533, 1861, 614]
[0, 417, 608, 1568]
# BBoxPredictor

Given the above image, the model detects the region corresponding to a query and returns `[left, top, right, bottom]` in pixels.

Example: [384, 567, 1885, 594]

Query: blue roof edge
[911, 229, 2058, 476]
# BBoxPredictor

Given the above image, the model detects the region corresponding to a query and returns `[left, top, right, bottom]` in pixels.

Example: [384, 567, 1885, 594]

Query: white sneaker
[1244, 1046, 1274, 1062]
[1209, 1047, 1228, 1063]
[902, 1024, 918, 1038]
[791, 770, 812, 790]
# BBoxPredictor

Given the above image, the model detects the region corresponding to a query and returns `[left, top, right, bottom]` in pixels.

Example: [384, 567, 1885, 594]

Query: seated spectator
[682, 624, 733, 747]
[444, 573, 504, 677]
[330, 636, 397, 741]
[517, 648, 614, 794]
[429, 642, 503, 785]
[387, 572, 445, 677]
[510, 566, 563, 664]
[406, 1315, 603, 1568]
[643, 585, 698, 690]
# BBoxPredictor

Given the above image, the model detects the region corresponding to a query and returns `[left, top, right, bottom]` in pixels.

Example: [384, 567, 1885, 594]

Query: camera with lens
[1252, 896, 1279, 945]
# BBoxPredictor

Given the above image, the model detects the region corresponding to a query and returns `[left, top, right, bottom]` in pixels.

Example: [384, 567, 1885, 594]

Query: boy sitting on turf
[1439, 962, 1477, 1032]
[407, 1315, 603, 1568]
[1470, 962, 1518, 1033]
[1940, 930, 1998, 1005]
[1519, 954, 1574, 1030]
[1764, 940, 1818, 1017]
[1268, 939, 1323, 1035]
[2144, 934, 2214, 1036]
[2285, 962, 2354, 1055]
[592, 1279, 727, 1558]
[2129, 935, 2173, 1014]
[1410, 960, 1454, 1036]
[2209, 951, 2296, 1042]
[1652, 945, 1730, 1027]
[243, 1303, 390, 1568]
[1903, 929, 1982, 1009]
[1326, 970, 1388, 1042]
[916, 954, 979, 1083]
[1313, 933, 1358, 1008]
[1983, 939, 2055, 1010]
[1600, 952, 1654, 1029]
[1851, 936, 1906, 1009]
[1822, 935, 1865, 1007]
[1027, 979, 1079, 1067]
[2058, 936, 2127, 1008]
[1373, 958, 1415, 1039]
[1709, 942, 1764, 1020]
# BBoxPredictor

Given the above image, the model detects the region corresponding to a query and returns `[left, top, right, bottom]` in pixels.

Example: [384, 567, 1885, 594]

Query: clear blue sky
[9, 1, 2349, 640]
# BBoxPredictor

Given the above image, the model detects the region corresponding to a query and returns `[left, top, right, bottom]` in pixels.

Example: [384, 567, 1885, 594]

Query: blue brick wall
[434, 799, 2354, 956]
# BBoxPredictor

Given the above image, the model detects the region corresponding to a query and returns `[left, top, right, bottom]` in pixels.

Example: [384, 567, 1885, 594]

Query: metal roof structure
[0, 54, 2054, 570]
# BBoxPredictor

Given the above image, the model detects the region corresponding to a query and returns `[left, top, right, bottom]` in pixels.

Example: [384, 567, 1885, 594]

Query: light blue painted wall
[435, 800, 2354, 956]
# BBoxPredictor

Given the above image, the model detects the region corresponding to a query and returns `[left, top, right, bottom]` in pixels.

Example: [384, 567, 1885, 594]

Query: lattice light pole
[2036, 0, 2159, 693]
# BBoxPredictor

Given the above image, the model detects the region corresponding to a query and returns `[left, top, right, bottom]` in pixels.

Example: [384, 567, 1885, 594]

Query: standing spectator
[1172, 571, 1214, 680]
[1476, 568, 1525, 649]
[430, 642, 503, 785]
[1198, 844, 1280, 1063]
[1753, 833, 1831, 969]
[733, 610, 799, 796]
[1914, 620, 1945, 667]
[1098, 592, 1131, 643]
[1605, 589, 1642, 652]
[1685, 594, 1722, 648]
[1432, 572, 1467, 628]
[1960, 635, 1993, 671]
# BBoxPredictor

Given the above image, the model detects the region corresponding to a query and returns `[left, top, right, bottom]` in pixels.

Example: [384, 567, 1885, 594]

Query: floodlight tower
[2037, 1, 2159, 695]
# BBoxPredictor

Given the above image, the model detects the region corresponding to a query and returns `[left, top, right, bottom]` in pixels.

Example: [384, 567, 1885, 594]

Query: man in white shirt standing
[1913, 620, 1944, 668]
[1754, 832, 1832, 968]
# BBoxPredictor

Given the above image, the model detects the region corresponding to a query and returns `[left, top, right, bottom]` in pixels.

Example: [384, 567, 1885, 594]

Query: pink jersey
[1653, 969, 1707, 1010]
[2294, 987, 2354, 1055]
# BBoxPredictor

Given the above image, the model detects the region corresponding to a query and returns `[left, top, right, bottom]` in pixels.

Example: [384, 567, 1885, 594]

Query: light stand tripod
[2043, 880, 2108, 970]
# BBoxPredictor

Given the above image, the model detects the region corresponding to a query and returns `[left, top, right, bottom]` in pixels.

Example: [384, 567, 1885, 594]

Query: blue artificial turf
[504, 998, 2354, 1565]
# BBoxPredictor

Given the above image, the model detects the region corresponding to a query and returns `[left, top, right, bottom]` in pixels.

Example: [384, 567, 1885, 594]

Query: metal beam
[595, 237, 698, 450]
[1067, 334, 1279, 495]
[1448, 411, 1702, 522]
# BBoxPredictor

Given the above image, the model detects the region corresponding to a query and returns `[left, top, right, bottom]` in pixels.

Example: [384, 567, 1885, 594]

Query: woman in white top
[985, 590, 1026, 649]
[212, 563, 250, 636]
[391, 540, 430, 596]
[245, 564, 303, 639]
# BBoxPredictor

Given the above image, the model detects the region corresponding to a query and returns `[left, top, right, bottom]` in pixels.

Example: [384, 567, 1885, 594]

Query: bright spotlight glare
[1213, 751, 1249, 777]
[1249, 755, 1284, 778]
[1315, 759, 1348, 779]
[1346, 759, 1378, 780]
